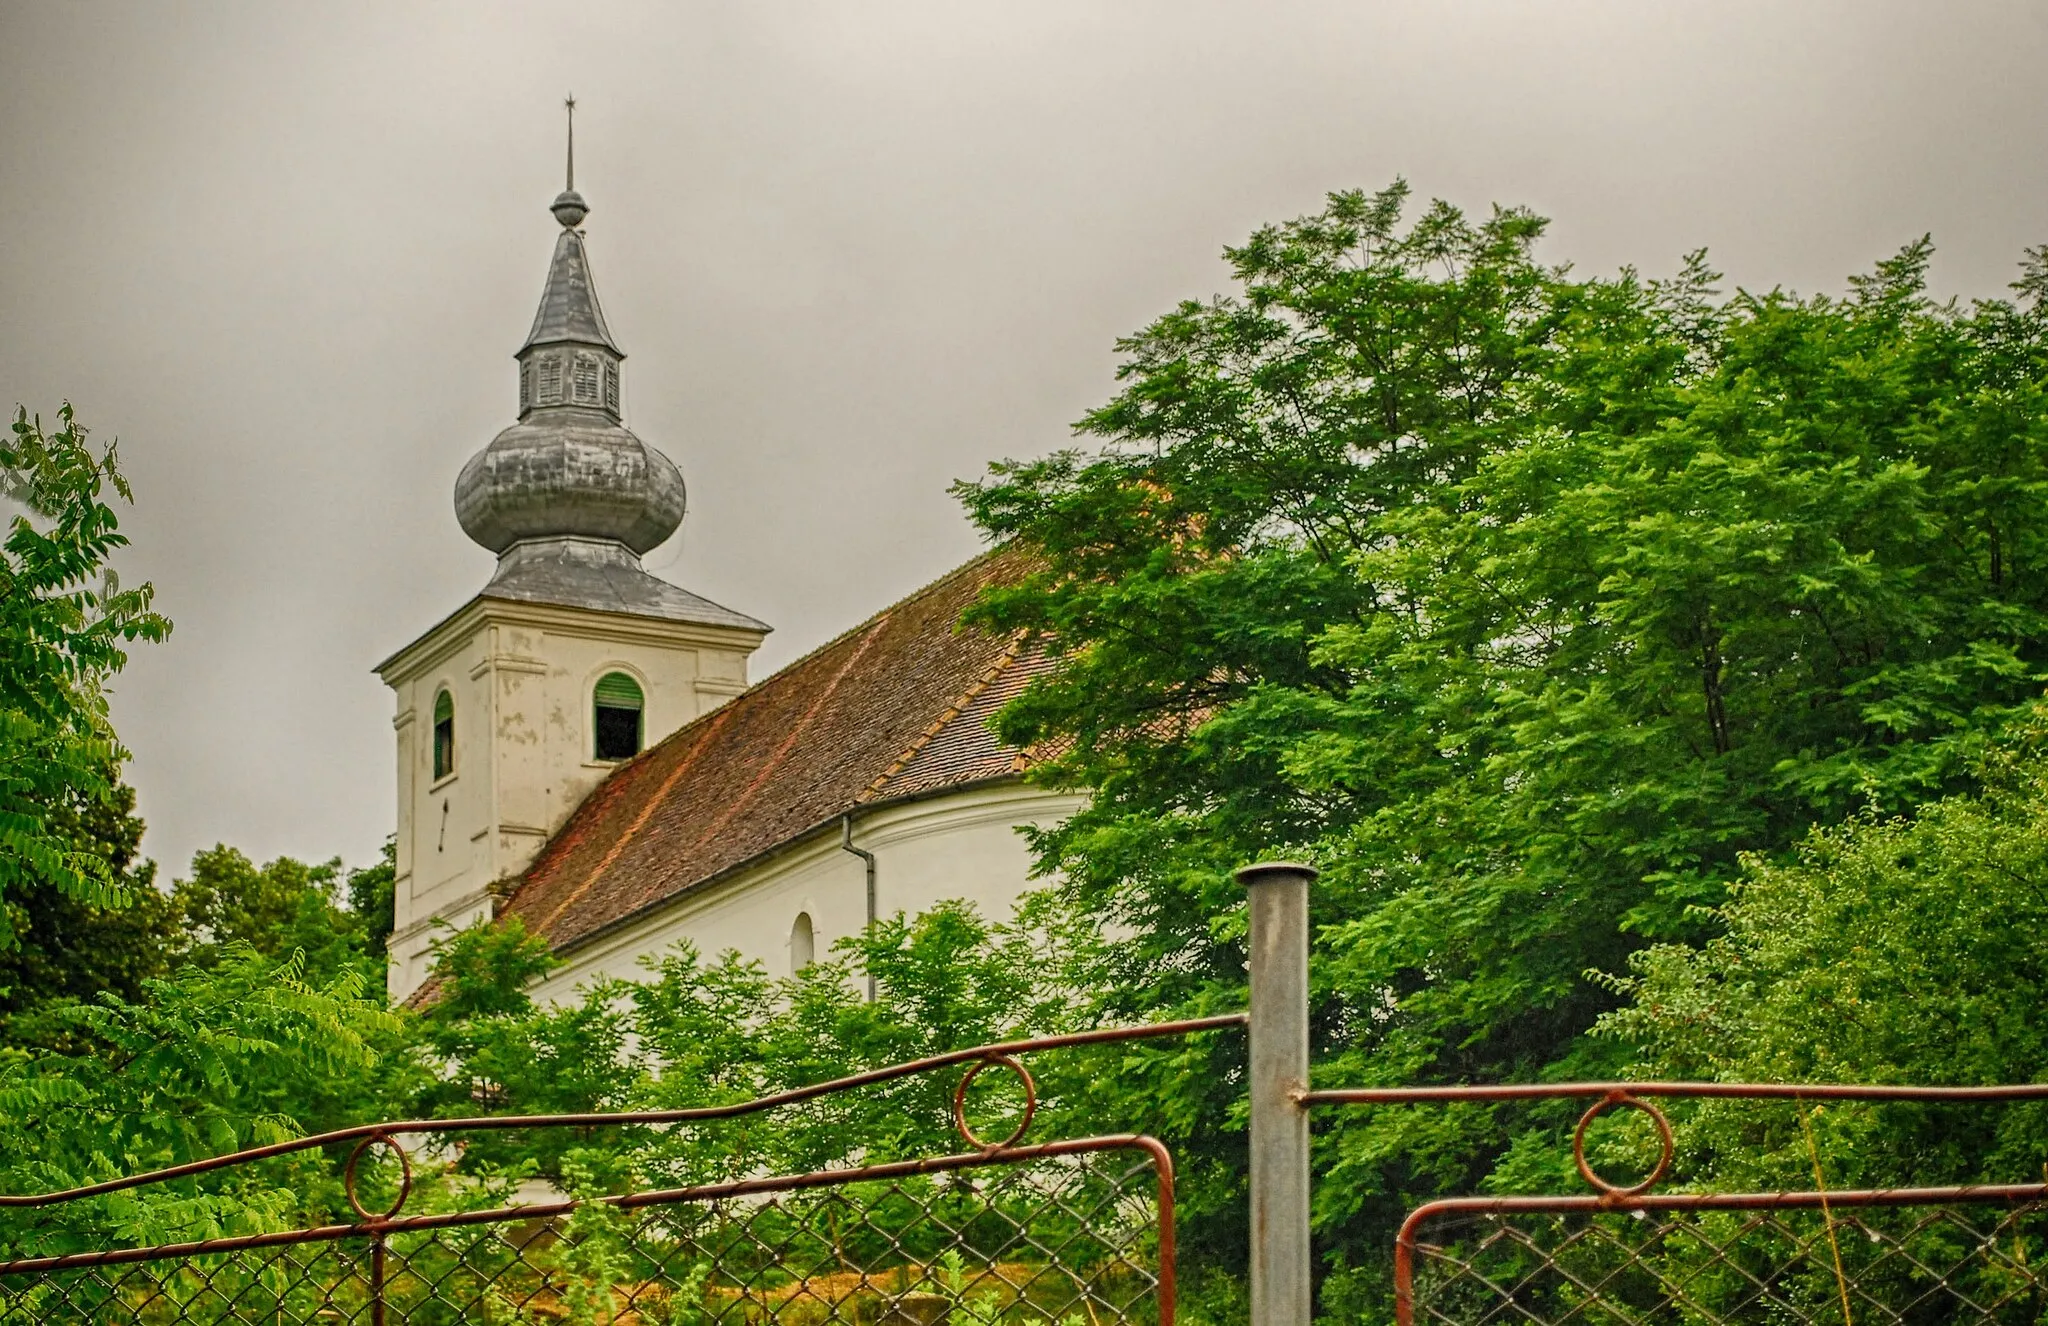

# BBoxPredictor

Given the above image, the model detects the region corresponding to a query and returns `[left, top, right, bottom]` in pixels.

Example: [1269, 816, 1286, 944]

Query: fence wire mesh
[1, 1145, 1169, 1324]
[0, 1020, 1242, 1325]
[1408, 1200, 2048, 1326]
[1309, 1083, 2048, 1326]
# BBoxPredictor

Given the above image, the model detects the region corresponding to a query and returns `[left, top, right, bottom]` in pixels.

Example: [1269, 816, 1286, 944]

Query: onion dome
[454, 187, 687, 556]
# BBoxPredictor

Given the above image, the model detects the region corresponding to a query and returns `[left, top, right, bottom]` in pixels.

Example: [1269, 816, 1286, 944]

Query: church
[375, 174, 1074, 1005]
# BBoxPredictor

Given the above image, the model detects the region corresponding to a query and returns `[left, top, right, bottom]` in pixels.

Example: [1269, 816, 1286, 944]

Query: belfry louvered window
[573, 353, 600, 404]
[538, 356, 564, 405]
[604, 360, 620, 413]
[593, 671, 644, 761]
[432, 689, 455, 780]
[520, 360, 533, 412]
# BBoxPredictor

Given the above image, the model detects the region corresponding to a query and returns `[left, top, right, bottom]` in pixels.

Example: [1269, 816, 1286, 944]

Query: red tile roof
[497, 546, 1047, 955]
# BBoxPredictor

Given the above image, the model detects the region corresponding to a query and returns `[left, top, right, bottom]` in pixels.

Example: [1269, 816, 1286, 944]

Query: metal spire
[550, 96, 589, 229]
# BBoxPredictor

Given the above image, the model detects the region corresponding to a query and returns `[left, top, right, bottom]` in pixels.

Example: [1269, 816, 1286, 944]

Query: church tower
[376, 141, 769, 1000]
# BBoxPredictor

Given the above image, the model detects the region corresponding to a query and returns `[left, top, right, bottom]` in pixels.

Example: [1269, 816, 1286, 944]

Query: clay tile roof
[498, 544, 1045, 955]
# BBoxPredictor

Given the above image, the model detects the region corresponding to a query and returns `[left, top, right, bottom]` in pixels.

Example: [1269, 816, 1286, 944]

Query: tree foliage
[0, 406, 169, 940]
[955, 181, 2048, 1298]
[408, 899, 1097, 1191]
[345, 835, 397, 955]
[0, 777, 180, 1048]
[1597, 707, 2048, 1196]
[0, 946, 402, 1259]
[170, 845, 381, 987]
[0, 897, 1102, 1261]
[0, 833, 416, 1261]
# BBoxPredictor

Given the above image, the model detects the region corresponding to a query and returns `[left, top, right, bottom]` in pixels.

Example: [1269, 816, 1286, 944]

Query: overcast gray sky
[4, 1, 2045, 880]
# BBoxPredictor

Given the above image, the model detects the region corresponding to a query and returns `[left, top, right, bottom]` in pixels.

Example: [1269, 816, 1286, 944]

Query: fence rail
[1, 1016, 1242, 1324]
[1313, 1081, 2048, 1326]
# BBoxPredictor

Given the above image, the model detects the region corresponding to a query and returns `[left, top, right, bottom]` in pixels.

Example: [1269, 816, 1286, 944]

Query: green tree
[623, 895, 1092, 1184]
[0, 406, 417, 1265]
[1596, 707, 2048, 1195]
[407, 914, 620, 1183]
[346, 834, 397, 955]
[408, 899, 1093, 1191]
[956, 184, 2048, 1307]
[170, 845, 382, 988]
[0, 775, 181, 1048]
[0, 945, 403, 1260]
[0, 405, 169, 939]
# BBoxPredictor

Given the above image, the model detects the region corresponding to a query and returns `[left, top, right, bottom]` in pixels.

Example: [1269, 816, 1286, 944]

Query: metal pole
[369, 1232, 386, 1326]
[1237, 860, 1315, 1326]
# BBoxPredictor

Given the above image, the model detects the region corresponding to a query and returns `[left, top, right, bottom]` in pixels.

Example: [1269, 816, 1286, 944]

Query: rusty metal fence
[1308, 1081, 2048, 1326]
[1236, 860, 2048, 1326]
[1392, 1196, 2048, 1326]
[0, 1017, 1239, 1324]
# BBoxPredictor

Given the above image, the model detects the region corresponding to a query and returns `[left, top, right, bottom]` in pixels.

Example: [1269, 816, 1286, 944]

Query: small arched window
[432, 689, 455, 780]
[592, 672, 644, 761]
[790, 911, 815, 972]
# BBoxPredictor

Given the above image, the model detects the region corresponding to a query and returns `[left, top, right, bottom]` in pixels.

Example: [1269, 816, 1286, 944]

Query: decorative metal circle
[344, 1134, 412, 1222]
[953, 1055, 1037, 1152]
[1573, 1093, 1674, 1197]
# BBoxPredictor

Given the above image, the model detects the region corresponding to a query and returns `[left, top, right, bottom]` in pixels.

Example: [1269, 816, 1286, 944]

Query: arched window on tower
[593, 672, 644, 761]
[432, 689, 455, 780]
[790, 911, 815, 972]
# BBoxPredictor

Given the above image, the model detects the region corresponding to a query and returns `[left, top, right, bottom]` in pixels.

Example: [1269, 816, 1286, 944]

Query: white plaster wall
[528, 782, 1087, 1007]
[486, 621, 741, 865]
[381, 597, 763, 1000]
[388, 630, 496, 968]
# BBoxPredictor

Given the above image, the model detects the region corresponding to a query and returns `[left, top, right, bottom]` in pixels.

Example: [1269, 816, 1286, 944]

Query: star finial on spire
[551, 95, 589, 228]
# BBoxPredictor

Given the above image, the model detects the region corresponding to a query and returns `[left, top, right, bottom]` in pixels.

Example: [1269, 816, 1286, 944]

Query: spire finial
[551, 95, 589, 228]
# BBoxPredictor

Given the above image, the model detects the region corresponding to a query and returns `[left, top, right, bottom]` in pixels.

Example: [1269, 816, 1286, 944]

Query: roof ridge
[679, 612, 896, 853]
[612, 544, 1014, 763]
[753, 543, 1011, 683]
[859, 637, 1021, 803]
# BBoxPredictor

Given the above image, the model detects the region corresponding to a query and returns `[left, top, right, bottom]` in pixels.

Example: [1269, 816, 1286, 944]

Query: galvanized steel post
[1238, 860, 1315, 1326]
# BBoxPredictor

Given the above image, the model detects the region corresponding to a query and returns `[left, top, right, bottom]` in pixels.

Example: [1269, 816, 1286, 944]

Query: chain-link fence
[1298, 1081, 2048, 1326]
[0, 1019, 1235, 1325]
[1408, 1198, 2048, 1326]
[3, 1139, 1170, 1324]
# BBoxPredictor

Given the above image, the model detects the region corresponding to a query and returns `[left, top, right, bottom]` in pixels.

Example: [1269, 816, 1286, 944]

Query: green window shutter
[593, 673, 643, 709]
[432, 689, 455, 779]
